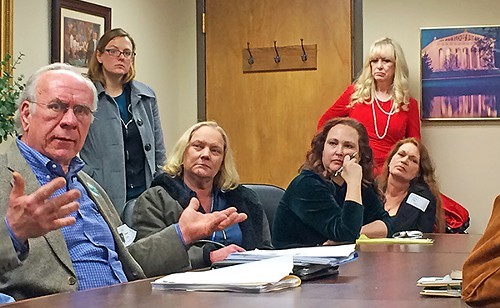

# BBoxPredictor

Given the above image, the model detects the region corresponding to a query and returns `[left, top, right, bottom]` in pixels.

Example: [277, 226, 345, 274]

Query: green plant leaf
[0, 52, 24, 141]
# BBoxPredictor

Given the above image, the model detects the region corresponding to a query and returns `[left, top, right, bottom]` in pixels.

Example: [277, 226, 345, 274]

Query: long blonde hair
[350, 37, 410, 111]
[163, 121, 240, 190]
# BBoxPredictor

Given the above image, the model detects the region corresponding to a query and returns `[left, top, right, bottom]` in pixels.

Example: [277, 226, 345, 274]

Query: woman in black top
[377, 138, 445, 233]
[272, 118, 392, 249]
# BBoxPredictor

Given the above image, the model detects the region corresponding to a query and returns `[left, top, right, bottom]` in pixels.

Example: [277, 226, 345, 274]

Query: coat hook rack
[300, 38, 308, 62]
[242, 39, 317, 73]
[246, 42, 254, 65]
[273, 41, 281, 63]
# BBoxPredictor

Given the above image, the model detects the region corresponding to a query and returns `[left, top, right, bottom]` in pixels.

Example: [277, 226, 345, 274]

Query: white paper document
[152, 256, 301, 293]
[224, 244, 357, 266]
[417, 272, 462, 298]
[417, 274, 462, 287]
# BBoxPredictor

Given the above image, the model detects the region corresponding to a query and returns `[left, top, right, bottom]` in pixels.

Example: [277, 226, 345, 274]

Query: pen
[7, 167, 16, 188]
[334, 152, 357, 177]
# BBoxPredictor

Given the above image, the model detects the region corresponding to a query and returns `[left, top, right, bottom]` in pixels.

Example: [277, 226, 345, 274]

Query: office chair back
[121, 198, 137, 227]
[243, 184, 285, 234]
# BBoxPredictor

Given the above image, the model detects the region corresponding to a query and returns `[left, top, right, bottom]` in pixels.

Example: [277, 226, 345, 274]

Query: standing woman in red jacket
[318, 37, 420, 175]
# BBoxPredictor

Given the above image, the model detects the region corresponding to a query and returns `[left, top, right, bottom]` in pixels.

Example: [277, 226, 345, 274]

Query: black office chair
[242, 184, 285, 235]
[121, 198, 137, 228]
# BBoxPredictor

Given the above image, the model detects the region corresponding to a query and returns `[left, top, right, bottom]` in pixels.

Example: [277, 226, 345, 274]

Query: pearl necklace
[372, 96, 396, 139]
[374, 92, 393, 102]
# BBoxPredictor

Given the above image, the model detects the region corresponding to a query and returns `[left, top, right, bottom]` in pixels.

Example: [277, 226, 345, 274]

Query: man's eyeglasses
[105, 48, 135, 59]
[30, 100, 94, 121]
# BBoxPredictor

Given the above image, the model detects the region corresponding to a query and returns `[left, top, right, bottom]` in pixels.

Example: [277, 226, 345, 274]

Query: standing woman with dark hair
[80, 28, 166, 215]
[272, 118, 392, 249]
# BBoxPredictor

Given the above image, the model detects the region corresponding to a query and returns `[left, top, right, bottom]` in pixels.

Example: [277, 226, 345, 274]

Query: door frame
[196, 0, 206, 122]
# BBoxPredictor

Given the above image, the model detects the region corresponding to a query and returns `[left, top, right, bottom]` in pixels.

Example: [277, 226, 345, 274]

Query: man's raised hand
[7, 171, 80, 243]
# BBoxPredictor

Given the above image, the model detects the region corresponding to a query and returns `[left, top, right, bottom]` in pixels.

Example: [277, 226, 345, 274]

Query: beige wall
[364, 0, 500, 234]
[11, 0, 198, 153]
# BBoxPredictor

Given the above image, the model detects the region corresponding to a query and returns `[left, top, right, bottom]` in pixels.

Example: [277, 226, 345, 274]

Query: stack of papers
[417, 270, 462, 297]
[152, 256, 301, 293]
[224, 244, 357, 266]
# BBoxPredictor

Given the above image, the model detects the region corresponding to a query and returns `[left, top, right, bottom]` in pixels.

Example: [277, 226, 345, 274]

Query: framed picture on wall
[420, 25, 500, 120]
[51, 0, 111, 74]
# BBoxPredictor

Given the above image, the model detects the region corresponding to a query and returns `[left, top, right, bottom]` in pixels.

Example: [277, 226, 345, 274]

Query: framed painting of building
[421, 25, 500, 120]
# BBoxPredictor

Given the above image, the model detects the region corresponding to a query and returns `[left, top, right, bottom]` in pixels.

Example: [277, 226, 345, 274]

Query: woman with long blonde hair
[133, 121, 272, 272]
[318, 37, 420, 174]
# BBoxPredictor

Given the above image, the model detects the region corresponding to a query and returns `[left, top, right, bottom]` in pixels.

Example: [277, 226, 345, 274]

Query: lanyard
[210, 191, 227, 244]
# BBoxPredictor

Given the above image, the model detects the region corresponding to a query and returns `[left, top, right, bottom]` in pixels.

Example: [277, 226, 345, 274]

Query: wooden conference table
[4, 234, 480, 308]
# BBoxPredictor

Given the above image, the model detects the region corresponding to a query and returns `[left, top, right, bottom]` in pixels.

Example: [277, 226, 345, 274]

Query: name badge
[117, 224, 137, 247]
[407, 193, 430, 212]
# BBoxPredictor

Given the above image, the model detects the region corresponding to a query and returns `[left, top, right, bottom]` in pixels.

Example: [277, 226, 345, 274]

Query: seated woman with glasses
[132, 121, 272, 273]
[272, 118, 392, 249]
[80, 28, 166, 217]
[376, 138, 445, 233]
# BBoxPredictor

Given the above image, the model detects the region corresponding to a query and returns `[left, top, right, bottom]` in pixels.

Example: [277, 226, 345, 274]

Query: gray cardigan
[80, 80, 166, 215]
[0, 143, 189, 300]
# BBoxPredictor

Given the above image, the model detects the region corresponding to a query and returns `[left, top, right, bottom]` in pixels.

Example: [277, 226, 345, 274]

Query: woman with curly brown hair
[377, 138, 445, 233]
[272, 118, 392, 249]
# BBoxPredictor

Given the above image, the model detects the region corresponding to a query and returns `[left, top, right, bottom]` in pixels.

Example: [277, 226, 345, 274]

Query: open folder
[151, 256, 301, 293]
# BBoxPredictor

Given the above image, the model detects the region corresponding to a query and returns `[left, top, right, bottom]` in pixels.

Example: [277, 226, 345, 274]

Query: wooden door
[205, 0, 352, 188]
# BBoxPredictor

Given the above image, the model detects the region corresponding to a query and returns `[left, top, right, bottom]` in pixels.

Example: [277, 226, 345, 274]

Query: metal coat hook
[246, 42, 254, 65]
[273, 41, 281, 63]
[300, 38, 308, 62]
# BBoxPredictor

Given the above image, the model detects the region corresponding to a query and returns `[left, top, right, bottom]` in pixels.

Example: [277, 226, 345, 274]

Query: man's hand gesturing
[7, 171, 80, 243]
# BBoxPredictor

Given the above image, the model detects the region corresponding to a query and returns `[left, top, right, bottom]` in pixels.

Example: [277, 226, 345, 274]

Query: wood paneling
[205, 0, 352, 188]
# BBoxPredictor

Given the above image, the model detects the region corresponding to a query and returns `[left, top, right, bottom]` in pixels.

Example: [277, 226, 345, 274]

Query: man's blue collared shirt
[16, 138, 127, 290]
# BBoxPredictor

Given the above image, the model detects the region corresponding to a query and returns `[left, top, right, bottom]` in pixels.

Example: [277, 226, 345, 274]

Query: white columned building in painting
[422, 30, 496, 71]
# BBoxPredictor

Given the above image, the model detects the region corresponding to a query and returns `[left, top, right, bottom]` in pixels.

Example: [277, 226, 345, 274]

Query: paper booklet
[151, 256, 301, 293]
[222, 243, 358, 266]
[417, 271, 462, 298]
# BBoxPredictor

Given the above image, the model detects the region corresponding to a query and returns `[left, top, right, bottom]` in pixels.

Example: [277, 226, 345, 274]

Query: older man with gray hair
[0, 63, 246, 300]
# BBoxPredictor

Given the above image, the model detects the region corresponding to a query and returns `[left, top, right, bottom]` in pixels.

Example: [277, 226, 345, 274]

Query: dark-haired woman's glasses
[105, 48, 135, 59]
